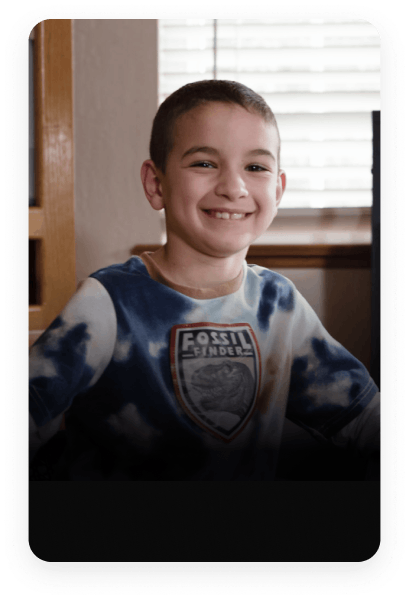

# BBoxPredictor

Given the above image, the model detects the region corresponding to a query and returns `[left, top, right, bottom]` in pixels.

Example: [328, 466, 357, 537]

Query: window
[159, 19, 380, 220]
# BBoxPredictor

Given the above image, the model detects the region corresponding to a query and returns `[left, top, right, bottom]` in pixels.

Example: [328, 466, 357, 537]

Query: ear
[275, 170, 286, 208]
[140, 160, 165, 211]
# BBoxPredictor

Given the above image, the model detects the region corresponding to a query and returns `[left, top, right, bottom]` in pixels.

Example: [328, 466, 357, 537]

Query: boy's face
[145, 102, 285, 259]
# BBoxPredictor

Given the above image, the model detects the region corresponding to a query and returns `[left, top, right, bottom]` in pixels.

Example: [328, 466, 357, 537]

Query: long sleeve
[330, 391, 380, 457]
[29, 277, 117, 456]
[285, 287, 379, 441]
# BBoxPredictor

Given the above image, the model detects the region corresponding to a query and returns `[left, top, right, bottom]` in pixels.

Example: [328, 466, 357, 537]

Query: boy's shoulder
[246, 262, 297, 294]
[90, 255, 148, 280]
[247, 262, 293, 284]
[87, 256, 156, 303]
[245, 262, 297, 317]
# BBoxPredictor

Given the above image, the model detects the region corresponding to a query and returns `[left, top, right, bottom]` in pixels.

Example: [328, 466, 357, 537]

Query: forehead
[171, 102, 279, 157]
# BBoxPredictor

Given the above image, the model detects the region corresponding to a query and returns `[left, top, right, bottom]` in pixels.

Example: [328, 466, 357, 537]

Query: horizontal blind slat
[216, 47, 380, 70]
[282, 190, 372, 209]
[276, 112, 372, 140]
[162, 46, 380, 63]
[216, 71, 380, 92]
[162, 19, 378, 31]
[284, 169, 372, 197]
[281, 140, 372, 167]
[263, 92, 380, 113]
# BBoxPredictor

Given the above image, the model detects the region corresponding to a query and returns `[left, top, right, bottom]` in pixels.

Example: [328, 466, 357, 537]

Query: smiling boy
[141, 100, 285, 287]
[29, 80, 379, 481]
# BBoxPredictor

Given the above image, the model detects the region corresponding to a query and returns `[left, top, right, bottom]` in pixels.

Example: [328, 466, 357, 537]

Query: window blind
[159, 19, 380, 209]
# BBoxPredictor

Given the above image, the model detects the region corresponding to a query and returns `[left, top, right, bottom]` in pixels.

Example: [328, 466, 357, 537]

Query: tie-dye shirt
[29, 254, 379, 480]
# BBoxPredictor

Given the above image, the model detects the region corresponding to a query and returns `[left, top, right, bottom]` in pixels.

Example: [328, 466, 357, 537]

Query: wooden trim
[131, 244, 162, 256]
[261, 208, 372, 246]
[28, 208, 45, 238]
[131, 243, 371, 269]
[29, 20, 76, 333]
[29, 331, 44, 347]
[247, 244, 371, 269]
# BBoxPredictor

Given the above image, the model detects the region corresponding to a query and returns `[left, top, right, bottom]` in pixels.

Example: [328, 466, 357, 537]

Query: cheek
[259, 187, 276, 213]
[186, 172, 211, 191]
[258, 194, 277, 227]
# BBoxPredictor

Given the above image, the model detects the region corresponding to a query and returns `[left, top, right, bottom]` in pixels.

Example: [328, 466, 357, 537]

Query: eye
[246, 164, 268, 172]
[190, 161, 215, 169]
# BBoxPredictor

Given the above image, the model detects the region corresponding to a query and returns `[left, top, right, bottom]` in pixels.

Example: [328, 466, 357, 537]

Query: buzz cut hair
[149, 79, 281, 174]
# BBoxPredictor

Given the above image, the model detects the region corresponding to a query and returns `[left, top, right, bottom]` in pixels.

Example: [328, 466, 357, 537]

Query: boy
[29, 80, 380, 481]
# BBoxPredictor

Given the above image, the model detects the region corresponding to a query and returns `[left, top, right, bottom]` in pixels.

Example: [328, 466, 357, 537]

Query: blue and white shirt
[29, 253, 379, 480]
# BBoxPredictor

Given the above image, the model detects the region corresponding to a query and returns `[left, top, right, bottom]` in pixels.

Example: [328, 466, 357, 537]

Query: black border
[6, 5, 399, 593]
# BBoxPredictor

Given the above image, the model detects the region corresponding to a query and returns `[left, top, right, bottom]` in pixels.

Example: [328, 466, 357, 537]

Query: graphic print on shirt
[170, 323, 261, 441]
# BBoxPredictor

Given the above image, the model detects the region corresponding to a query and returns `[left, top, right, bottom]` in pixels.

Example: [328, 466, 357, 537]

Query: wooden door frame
[29, 20, 76, 345]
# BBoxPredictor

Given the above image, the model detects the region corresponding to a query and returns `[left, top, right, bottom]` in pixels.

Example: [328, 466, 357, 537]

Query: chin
[201, 240, 251, 259]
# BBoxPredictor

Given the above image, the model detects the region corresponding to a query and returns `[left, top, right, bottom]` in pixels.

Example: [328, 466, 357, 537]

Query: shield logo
[170, 323, 261, 441]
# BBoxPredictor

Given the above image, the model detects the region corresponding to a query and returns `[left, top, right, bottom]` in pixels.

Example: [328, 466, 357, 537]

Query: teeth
[211, 211, 246, 220]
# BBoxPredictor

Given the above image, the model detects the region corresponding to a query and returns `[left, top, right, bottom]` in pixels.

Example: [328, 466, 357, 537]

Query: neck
[151, 239, 248, 289]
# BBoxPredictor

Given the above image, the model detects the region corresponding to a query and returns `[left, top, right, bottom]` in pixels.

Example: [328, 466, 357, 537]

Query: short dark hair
[149, 80, 281, 173]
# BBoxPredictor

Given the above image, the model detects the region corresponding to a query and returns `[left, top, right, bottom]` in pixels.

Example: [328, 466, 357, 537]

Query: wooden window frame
[131, 243, 371, 269]
[29, 20, 76, 345]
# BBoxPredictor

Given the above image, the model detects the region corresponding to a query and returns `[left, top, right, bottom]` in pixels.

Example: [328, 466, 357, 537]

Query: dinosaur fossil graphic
[191, 360, 254, 418]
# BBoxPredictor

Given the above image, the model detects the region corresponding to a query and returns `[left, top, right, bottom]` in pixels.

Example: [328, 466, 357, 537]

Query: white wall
[73, 20, 162, 283]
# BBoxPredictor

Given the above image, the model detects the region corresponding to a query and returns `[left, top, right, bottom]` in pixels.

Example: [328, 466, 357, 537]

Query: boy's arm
[29, 412, 63, 463]
[285, 286, 379, 461]
[330, 391, 380, 479]
[29, 277, 117, 461]
[330, 391, 380, 457]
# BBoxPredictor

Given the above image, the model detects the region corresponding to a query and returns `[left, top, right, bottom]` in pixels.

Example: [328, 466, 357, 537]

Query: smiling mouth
[203, 209, 251, 221]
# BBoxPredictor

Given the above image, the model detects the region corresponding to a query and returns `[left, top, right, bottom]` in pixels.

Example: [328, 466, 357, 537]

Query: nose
[214, 168, 249, 202]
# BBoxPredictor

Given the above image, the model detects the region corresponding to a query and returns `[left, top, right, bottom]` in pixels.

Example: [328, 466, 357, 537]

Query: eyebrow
[181, 146, 219, 159]
[181, 146, 276, 162]
[247, 149, 276, 162]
